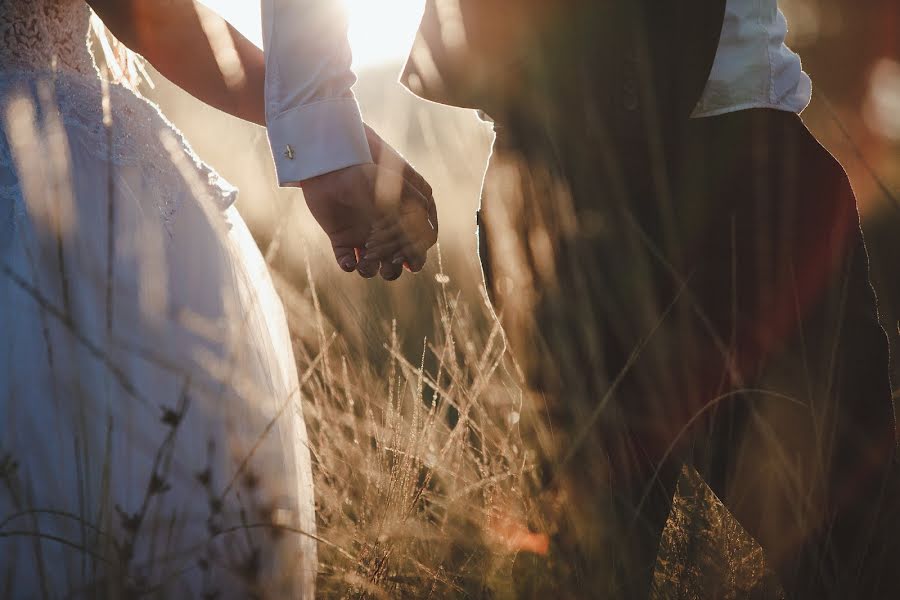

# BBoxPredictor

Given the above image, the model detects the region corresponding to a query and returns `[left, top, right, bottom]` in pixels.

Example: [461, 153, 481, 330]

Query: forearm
[87, 0, 266, 126]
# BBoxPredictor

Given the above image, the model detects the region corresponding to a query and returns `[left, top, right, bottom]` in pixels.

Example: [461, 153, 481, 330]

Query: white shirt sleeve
[261, 0, 373, 185]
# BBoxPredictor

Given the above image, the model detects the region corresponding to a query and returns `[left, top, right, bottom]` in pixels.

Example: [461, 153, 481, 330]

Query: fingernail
[392, 255, 405, 265]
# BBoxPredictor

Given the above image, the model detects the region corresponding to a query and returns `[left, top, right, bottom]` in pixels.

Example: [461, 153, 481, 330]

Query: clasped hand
[301, 126, 438, 281]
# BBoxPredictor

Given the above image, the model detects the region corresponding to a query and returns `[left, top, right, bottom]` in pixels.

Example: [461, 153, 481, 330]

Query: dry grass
[272, 254, 534, 597]
[262, 246, 785, 598]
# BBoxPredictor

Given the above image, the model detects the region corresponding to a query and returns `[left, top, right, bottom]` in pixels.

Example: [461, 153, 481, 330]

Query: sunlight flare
[200, 0, 424, 69]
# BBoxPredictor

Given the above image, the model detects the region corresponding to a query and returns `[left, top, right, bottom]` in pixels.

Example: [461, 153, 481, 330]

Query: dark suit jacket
[400, 1, 730, 392]
[402, 0, 727, 149]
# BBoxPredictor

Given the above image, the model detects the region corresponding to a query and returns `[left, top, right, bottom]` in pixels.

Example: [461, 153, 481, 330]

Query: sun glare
[199, 0, 424, 69]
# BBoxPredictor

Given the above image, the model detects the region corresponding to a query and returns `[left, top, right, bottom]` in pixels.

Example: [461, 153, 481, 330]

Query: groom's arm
[261, 0, 372, 184]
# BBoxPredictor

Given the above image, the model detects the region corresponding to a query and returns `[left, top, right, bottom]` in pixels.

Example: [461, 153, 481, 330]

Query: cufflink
[284, 144, 295, 160]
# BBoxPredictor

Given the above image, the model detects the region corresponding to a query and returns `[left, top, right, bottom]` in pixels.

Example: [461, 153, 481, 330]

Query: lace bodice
[0, 0, 95, 76]
[0, 0, 237, 242]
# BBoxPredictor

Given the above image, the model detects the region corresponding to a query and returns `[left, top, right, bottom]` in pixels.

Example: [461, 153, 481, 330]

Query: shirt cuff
[266, 98, 373, 185]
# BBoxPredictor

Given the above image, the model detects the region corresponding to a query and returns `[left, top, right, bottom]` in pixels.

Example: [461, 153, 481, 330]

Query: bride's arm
[86, 0, 267, 126]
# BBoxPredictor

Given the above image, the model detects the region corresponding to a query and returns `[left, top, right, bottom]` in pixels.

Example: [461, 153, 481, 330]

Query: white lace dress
[0, 1, 316, 597]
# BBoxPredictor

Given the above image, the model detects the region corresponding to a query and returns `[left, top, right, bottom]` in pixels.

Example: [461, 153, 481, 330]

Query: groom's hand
[301, 162, 437, 280]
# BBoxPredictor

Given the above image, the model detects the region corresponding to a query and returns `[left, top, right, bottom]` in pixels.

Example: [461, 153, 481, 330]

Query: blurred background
[145, 0, 900, 386]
